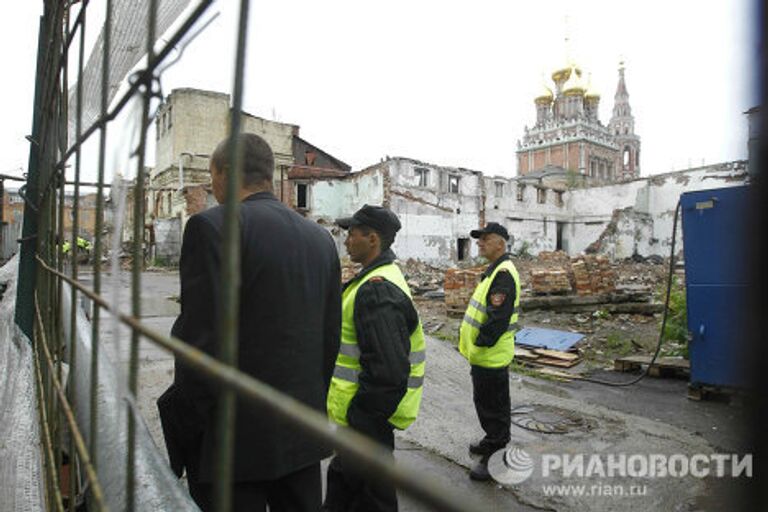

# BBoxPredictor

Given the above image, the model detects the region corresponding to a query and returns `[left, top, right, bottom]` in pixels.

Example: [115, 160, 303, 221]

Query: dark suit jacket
[158, 191, 341, 483]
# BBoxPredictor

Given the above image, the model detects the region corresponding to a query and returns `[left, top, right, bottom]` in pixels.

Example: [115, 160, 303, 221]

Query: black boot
[469, 456, 492, 481]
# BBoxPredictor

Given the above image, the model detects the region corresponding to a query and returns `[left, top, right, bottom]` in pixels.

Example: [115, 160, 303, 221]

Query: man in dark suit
[158, 132, 341, 511]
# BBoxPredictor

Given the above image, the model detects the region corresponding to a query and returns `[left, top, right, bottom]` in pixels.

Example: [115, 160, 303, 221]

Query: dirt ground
[406, 255, 684, 377]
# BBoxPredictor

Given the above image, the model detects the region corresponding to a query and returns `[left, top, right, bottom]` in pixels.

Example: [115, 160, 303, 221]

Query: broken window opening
[556, 221, 564, 250]
[457, 238, 470, 261]
[296, 183, 308, 209]
[415, 167, 429, 187]
[448, 175, 460, 194]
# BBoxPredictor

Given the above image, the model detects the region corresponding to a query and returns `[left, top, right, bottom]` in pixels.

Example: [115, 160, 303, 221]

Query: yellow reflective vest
[327, 263, 425, 430]
[459, 259, 520, 368]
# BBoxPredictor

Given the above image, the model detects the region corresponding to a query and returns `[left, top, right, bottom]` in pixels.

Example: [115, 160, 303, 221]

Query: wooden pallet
[613, 355, 690, 378]
[516, 347, 582, 368]
[687, 383, 747, 404]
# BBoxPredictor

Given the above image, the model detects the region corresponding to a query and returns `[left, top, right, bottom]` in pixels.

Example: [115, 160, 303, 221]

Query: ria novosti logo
[488, 447, 535, 484]
[487, 446, 753, 486]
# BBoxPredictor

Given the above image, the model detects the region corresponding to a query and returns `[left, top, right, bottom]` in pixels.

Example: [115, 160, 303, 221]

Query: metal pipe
[35, 295, 108, 512]
[215, 1, 250, 508]
[89, 0, 112, 468]
[32, 314, 66, 512]
[126, 2, 157, 510]
[68, 5, 87, 509]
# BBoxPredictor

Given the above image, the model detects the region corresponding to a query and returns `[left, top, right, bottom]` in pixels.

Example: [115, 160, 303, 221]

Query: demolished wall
[567, 161, 748, 258]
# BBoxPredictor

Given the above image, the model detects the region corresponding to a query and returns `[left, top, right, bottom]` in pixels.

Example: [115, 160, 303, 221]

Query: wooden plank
[533, 348, 580, 361]
[532, 357, 581, 368]
[514, 347, 540, 360]
[536, 368, 582, 381]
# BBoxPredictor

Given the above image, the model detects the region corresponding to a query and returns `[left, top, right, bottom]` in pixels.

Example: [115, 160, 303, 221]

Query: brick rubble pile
[444, 267, 483, 309]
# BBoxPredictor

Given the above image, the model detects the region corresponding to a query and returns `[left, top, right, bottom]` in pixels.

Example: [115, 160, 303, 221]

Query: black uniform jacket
[344, 249, 419, 437]
[158, 191, 341, 483]
[475, 253, 517, 347]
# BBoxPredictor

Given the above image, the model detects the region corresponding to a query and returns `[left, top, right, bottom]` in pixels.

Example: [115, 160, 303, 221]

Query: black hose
[577, 200, 682, 387]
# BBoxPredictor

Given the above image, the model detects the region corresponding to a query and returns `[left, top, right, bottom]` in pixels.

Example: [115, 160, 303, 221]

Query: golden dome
[562, 66, 585, 95]
[534, 78, 554, 104]
[584, 73, 600, 100]
[552, 61, 581, 83]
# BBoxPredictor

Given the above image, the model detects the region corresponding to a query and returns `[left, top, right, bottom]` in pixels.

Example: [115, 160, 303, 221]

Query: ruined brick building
[517, 61, 640, 185]
[134, 87, 747, 266]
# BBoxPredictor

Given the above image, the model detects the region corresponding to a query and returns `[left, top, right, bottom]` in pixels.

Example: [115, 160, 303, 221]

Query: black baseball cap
[470, 222, 509, 240]
[336, 204, 402, 238]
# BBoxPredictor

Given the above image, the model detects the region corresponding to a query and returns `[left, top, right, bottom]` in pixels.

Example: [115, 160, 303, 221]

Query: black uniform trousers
[323, 422, 397, 512]
[188, 462, 321, 512]
[471, 364, 511, 451]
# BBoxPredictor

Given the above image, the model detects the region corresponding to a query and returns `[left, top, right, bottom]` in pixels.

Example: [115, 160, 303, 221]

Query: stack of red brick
[536, 250, 571, 266]
[571, 255, 616, 296]
[529, 253, 617, 296]
[444, 267, 484, 310]
[530, 269, 571, 295]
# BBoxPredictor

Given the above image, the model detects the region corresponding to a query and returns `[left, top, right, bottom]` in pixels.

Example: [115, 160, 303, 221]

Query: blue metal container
[681, 185, 750, 388]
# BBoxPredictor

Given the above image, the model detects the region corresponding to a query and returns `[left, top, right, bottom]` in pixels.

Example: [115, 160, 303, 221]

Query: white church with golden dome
[517, 60, 641, 183]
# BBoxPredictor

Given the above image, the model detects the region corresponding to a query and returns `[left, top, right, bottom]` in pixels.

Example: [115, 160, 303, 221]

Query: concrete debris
[400, 258, 446, 295]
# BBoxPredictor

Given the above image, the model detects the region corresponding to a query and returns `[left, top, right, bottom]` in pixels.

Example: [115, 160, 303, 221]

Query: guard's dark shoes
[469, 459, 492, 481]
[469, 441, 490, 456]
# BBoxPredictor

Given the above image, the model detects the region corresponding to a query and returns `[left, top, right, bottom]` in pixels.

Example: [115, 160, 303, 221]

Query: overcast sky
[1, 0, 759, 184]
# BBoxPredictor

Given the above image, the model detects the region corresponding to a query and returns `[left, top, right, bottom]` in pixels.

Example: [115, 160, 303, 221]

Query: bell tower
[608, 61, 641, 179]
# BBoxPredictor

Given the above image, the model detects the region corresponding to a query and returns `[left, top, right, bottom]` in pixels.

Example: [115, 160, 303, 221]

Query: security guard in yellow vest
[459, 222, 520, 481]
[324, 205, 425, 512]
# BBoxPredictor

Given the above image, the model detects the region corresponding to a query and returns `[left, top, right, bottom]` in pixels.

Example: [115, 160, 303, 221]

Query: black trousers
[188, 462, 322, 512]
[471, 364, 511, 451]
[323, 422, 397, 512]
